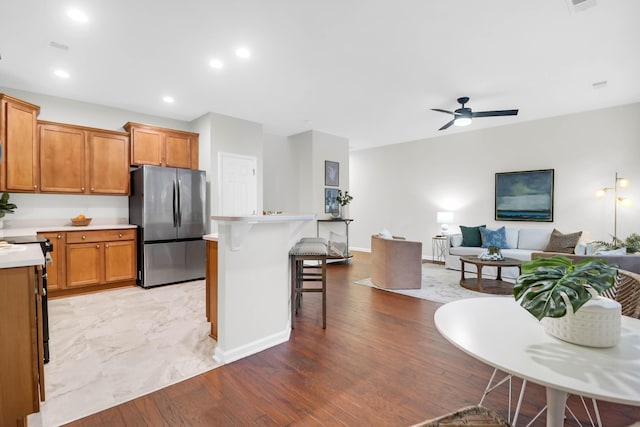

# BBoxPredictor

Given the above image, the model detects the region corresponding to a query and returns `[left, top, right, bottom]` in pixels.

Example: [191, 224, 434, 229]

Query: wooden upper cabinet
[39, 122, 86, 194]
[127, 124, 163, 166]
[0, 94, 40, 192]
[124, 122, 199, 169]
[87, 131, 130, 195]
[39, 121, 130, 195]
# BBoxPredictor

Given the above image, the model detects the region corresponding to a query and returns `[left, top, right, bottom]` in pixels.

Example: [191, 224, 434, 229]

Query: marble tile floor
[28, 280, 221, 427]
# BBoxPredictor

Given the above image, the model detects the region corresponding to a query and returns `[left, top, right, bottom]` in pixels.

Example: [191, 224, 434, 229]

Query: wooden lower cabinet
[0, 265, 45, 427]
[39, 228, 136, 296]
[38, 232, 66, 292]
[205, 239, 218, 340]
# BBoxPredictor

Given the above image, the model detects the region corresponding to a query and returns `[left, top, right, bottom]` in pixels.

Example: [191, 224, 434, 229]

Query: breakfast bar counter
[209, 214, 314, 363]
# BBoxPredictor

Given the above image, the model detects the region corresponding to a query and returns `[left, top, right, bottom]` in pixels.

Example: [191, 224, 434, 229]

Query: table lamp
[437, 211, 454, 236]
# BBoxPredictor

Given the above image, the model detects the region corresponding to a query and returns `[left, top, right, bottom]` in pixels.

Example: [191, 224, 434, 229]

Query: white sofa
[445, 227, 589, 280]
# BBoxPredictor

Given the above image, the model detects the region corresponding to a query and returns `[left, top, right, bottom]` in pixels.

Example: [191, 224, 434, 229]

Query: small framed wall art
[325, 188, 339, 213]
[325, 161, 339, 187]
[495, 169, 554, 221]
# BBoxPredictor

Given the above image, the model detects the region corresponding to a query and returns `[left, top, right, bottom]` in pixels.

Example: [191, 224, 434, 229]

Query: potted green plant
[336, 190, 353, 219]
[0, 192, 17, 227]
[514, 255, 621, 347]
[592, 233, 640, 254]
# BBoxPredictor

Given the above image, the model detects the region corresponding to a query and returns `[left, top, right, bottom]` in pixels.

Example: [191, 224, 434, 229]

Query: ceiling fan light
[454, 117, 472, 127]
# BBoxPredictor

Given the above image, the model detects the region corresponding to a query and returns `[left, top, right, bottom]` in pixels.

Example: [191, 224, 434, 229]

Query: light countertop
[212, 214, 315, 223]
[0, 244, 45, 269]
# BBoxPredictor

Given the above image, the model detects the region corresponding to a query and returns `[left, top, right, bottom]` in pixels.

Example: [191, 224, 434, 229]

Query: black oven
[6, 235, 53, 363]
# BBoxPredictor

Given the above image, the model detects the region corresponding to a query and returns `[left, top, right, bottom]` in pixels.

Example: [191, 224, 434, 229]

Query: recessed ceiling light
[209, 59, 224, 69]
[67, 9, 88, 23]
[235, 47, 251, 59]
[163, 96, 174, 103]
[54, 69, 70, 79]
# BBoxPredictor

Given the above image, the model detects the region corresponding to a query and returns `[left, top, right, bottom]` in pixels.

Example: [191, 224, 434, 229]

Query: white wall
[350, 103, 640, 257]
[263, 133, 298, 213]
[1, 87, 192, 132]
[192, 112, 263, 233]
[284, 130, 350, 237]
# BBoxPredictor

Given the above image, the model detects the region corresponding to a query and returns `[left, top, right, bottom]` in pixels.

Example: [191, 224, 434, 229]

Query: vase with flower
[335, 190, 353, 219]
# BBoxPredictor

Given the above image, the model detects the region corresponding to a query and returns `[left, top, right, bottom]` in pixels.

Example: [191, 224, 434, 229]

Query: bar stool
[289, 240, 328, 329]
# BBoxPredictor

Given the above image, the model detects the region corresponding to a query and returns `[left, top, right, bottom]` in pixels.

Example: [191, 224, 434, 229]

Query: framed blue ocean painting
[495, 169, 554, 221]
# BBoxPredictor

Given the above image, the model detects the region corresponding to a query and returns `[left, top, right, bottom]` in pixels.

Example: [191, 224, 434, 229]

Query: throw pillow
[329, 231, 348, 256]
[543, 229, 583, 254]
[479, 226, 508, 249]
[450, 234, 463, 247]
[460, 225, 485, 247]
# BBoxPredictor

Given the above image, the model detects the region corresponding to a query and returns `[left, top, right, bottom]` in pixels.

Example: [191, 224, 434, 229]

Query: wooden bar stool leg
[290, 255, 296, 329]
[322, 258, 326, 329]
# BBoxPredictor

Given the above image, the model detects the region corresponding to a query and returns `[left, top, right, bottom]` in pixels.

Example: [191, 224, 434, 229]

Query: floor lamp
[596, 172, 632, 242]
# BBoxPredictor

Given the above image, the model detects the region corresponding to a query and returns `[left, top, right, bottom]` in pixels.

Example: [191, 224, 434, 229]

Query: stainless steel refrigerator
[129, 165, 207, 288]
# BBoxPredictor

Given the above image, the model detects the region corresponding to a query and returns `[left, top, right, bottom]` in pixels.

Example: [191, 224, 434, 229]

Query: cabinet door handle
[33, 185, 38, 189]
[96, 244, 100, 248]
[118, 233, 123, 238]
[57, 234, 62, 239]
[91, 187, 95, 192]
[82, 235, 86, 240]
[81, 187, 85, 191]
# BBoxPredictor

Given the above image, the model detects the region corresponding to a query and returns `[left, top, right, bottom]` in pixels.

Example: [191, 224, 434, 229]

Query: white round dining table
[434, 297, 640, 427]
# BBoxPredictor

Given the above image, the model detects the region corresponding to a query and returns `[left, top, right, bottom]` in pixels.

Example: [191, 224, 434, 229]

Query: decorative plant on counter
[0, 192, 17, 218]
[592, 233, 640, 254]
[513, 255, 618, 320]
[336, 190, 353, 206]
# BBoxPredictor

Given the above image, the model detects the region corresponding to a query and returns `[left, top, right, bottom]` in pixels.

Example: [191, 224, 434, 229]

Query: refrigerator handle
[172, 180, 178, 227]
[177, 178, 182, 227]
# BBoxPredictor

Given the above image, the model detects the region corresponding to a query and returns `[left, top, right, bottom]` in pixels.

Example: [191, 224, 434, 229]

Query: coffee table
[459, 256, 522, 295]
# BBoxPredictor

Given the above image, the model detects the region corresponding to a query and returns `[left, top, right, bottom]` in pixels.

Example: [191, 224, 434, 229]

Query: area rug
[31, 280, 221, 427]
[354, 263, 513, 303]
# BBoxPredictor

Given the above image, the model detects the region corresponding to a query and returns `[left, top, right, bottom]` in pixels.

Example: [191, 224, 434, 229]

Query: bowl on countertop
[70, 217, 92, 226]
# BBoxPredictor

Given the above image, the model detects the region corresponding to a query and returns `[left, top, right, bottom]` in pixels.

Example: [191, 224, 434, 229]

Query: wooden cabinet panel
[39, 123, 85, 194]
[104, 240, 136, 282]
[1, 95, 40, 192]
[128, 125, 163, 166]
[38, 232, 66, 292]
[206, 240, 218, 340]
[0, 266, 44, 426]
[49, 228, 136, 294]
[39, 121, 130, 196]
[66, 229, 135, 244]
[67, 242, 103, 288]
[87, 131, 130, 195]
[165, 132, 193, 169]
[125, 122, 199, 169]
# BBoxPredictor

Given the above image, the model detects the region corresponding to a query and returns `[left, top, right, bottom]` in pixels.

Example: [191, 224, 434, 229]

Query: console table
[317, 218, 353, 260]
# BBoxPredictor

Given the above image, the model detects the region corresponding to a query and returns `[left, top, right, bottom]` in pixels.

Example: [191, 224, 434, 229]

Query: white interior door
[219, 153, 258, 216]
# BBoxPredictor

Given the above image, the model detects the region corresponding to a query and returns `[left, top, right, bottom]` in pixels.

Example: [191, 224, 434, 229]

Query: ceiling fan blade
[431, 108, 458, 115]
[472, 109, 519, 118]
[439, 119, 455, 130]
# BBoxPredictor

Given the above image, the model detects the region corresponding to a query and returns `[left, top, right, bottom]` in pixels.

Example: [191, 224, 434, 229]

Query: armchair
[371, 235, 422, 289]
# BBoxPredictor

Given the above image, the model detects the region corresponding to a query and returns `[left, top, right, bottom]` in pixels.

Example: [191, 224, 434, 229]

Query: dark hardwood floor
[67, 252, 639, 426]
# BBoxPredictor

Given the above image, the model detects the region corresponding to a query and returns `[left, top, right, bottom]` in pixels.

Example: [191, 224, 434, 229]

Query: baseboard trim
[213, 327, 291, 364]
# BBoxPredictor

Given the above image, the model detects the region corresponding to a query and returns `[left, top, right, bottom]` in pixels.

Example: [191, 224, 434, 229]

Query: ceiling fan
[432, 97, 518, 131]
